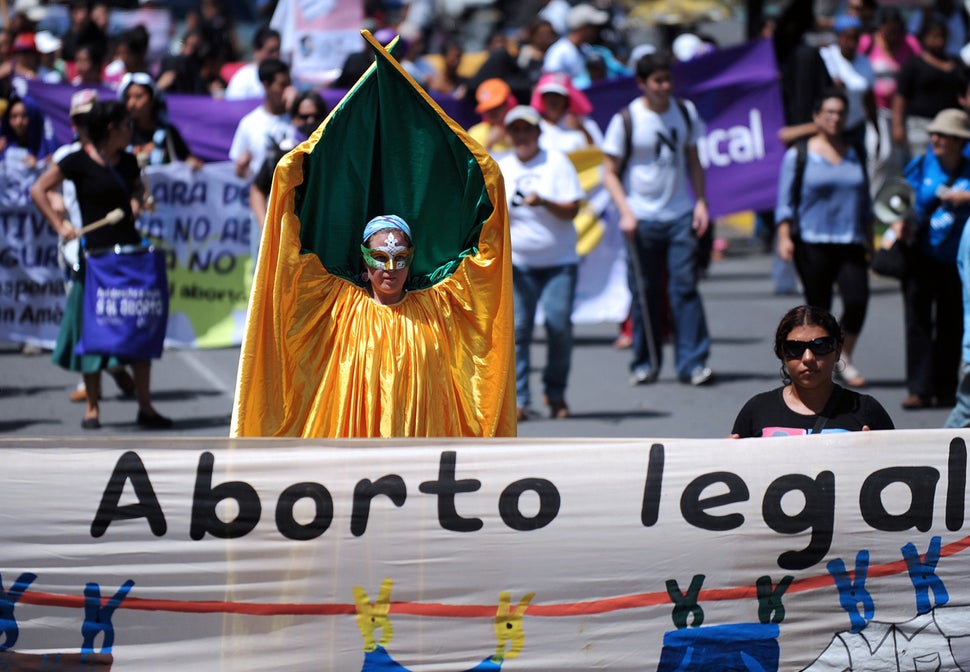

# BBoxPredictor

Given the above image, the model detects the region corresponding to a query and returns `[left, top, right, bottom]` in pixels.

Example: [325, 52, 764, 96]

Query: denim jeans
[946, 360, 970, 428]
[628, 212, 711, 380]
[513, 263, 578, 407]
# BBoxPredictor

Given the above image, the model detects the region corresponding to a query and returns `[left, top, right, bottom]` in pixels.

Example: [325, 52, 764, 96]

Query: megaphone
[873, 178, 915, 225]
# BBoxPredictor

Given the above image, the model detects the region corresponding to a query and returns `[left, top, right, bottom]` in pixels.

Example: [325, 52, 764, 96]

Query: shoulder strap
[811, 386, 843, 434]
[618, 106, 633, 179]
[675, 97, 693, 137]
[789, 138, 809, 238]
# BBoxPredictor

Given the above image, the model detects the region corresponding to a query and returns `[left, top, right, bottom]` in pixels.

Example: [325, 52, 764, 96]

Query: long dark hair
[0, 94, 56, 159]
[86, 100, 128, 144]
[773, 305, 844, 383]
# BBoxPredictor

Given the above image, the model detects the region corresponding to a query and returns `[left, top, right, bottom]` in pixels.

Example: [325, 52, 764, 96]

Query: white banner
[141, 162, 253, 348]
[0, 162, 253, 349]
[0, 148, 64, 347]
[2, 430, 970, 670]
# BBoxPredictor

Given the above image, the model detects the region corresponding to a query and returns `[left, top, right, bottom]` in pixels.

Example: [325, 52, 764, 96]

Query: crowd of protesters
[3, 0, 970, 433]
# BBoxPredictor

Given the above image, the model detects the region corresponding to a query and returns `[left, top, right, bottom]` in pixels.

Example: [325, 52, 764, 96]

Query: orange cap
[475, 78, 512, 114]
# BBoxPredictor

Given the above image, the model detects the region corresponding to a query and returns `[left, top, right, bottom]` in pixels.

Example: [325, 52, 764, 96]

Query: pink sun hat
[530, 72, 593, 117]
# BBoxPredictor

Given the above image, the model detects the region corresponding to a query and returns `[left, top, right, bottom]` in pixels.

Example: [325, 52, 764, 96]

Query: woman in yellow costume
[230, 31, 516, 438]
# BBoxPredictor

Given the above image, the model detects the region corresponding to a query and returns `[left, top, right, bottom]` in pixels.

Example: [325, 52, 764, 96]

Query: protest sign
[0, 150, 64, 347]
[2, 430, 969, 670]
[0, 162, 252, 349]
[76, 246, 168, 359]
[270, 0, 364, 86]
[140, 161, 253, 348]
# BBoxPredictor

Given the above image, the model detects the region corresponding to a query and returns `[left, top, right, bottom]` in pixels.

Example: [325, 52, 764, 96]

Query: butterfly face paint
[361, 231, 413, 271]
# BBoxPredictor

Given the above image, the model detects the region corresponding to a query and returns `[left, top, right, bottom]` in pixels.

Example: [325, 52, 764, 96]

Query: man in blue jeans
[498, 105, 584, 420]
[601, 52, 714, 386]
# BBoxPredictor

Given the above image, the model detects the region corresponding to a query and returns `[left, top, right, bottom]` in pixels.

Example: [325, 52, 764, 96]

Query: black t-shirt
[57, 148, 141, 250]
[896, 56, 968, 120]
[732, 386, 895, 438]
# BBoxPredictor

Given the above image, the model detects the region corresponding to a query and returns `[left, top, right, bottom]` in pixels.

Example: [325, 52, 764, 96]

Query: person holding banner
[29, 100, 172, 430]
[731, 305, 894, 438]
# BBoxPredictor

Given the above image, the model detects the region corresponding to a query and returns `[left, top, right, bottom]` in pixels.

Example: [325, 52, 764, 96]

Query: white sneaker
[838, 357, 866, 387]
[689, 366, 714, 386]
[630, 367, 658, 386]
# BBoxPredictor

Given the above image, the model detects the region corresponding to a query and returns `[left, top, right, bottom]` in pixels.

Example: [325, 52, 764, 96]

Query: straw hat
[927, 108, 970, 140]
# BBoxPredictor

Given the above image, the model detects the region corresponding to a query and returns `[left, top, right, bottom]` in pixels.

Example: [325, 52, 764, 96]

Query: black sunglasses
[782, 336, 838, 359]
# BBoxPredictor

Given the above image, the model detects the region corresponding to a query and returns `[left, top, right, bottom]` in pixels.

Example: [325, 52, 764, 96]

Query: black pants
[902, 253, 963, 400]
[793, 241, 869, 335]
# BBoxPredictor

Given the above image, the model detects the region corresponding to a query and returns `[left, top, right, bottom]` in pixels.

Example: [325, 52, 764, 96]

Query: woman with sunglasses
[249, 91, 329, 235]
[775, 89, 872, 389]
[731, 305, 894, 438]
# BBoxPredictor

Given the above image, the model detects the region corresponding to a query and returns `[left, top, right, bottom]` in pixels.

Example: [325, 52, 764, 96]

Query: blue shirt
[904, 150, 970, 265]
[957, 222, 970, 362]
[775, 144, 869, 245]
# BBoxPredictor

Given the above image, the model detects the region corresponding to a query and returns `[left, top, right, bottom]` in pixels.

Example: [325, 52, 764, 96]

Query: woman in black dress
[30, 100, 172, 430]
[731, 306, 894, 438]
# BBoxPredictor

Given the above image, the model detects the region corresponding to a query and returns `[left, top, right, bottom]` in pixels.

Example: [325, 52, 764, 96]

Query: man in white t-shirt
[228, 58, 296, 179]
[601, 52, 714, 387]
[224, 26, 282, 101]
[542, 3, 609, 89]
[497, 105, 584, 421]
[229, 58, 296, 264]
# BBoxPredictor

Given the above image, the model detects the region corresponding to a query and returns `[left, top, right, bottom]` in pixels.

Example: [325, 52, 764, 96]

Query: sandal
[838, 357, 866, 388]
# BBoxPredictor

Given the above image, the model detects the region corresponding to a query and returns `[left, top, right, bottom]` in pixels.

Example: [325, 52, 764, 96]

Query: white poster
[271, 0, 364, 86]
[0, 149, 65, 347]
[2, 430, 969, 670]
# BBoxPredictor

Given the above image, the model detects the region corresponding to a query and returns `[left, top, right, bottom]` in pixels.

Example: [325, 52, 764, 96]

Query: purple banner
[674, 38, 786, 217]
[77, 247, 168, 360]
[28, 39, 783, 215]
[26, 81, 479, 163]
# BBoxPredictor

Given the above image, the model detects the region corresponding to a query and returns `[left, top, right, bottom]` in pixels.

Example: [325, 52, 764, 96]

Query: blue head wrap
[362, 214, 412, 244]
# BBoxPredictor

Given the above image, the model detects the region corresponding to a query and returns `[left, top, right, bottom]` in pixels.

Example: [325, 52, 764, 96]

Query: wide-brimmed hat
[927, 108, 970, 140]
[530, 72, 593, 117]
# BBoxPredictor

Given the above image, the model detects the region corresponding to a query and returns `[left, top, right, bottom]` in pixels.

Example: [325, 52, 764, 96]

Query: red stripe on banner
[18, 533, 970, 617]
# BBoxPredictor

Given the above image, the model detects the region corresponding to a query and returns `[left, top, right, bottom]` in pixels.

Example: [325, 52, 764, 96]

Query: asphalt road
[0, 230, 955, 438]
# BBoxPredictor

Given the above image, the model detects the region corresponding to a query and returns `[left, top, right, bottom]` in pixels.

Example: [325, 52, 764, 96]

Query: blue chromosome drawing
[802, 537, 970, 671]
[81, 580, 135, 654]
[0, 572, 37, 651]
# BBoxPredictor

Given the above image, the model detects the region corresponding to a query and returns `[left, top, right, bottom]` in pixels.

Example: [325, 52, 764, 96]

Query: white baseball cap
[567, 4, 610, 30]
[504, 105, 541, 127]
